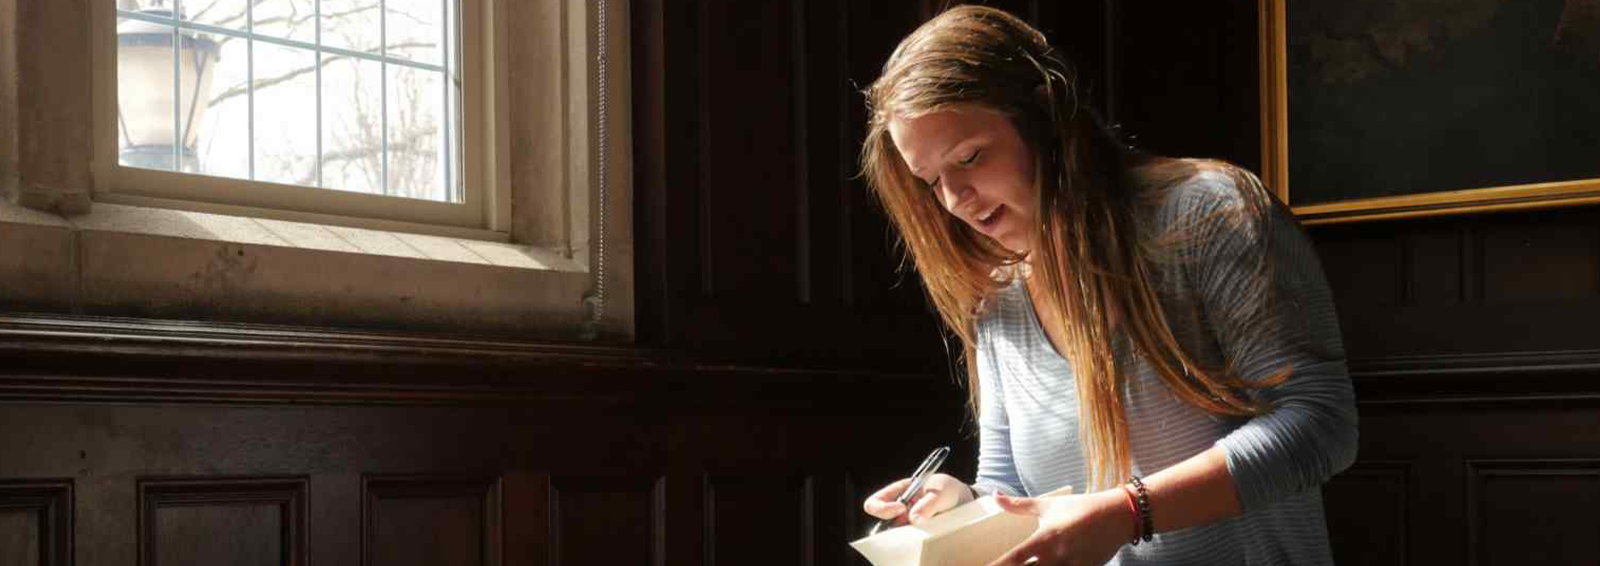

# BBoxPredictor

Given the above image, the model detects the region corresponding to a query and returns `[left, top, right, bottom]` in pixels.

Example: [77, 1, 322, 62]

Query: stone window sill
[0, 199, 597, 339]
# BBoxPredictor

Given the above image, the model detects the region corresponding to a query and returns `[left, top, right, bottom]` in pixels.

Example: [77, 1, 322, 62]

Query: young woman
[858, 6, 1357, 566]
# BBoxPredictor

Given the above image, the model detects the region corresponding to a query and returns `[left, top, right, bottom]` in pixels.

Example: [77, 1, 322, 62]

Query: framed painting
[1259, 0, 1600, 224]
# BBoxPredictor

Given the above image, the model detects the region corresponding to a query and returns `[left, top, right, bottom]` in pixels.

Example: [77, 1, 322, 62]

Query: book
[849, 486, 1071, 566]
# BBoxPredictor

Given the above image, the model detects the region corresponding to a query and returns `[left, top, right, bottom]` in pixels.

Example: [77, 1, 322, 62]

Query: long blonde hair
[860, 5, 1290, 490]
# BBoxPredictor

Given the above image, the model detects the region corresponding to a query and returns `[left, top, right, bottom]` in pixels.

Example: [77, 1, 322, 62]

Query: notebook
[849, 486, 1071, 566]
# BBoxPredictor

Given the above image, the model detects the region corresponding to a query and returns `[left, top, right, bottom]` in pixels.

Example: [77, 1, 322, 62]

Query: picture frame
[1258, 0, 1600, 225]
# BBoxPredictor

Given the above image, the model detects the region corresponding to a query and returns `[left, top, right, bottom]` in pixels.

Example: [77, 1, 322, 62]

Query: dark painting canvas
[1286, 0, 1600, 206]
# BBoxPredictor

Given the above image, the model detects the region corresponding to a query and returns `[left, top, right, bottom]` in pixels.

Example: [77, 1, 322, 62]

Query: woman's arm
[984, 445, 1236, 566]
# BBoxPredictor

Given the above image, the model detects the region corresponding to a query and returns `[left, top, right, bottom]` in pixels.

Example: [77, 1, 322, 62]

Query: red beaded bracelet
[1119, 484, 1144, 545]
[1128, 476, 1154, 544]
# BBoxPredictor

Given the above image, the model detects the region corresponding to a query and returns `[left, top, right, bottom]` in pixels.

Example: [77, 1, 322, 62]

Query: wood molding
[10, 312, 1600, 408]
[137, 476, 307, 566]
[0, 312, 960, 410]
[0, 479, 73, 566]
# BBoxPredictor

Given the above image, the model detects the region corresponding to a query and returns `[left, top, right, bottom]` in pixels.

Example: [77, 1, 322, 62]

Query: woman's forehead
[889, 108, 1004, 170]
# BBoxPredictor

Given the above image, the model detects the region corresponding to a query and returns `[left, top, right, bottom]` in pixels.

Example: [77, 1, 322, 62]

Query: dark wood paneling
[1405, 229, 1465, 306]
[1479, 210, 1600, 305]
[0, 509, 39, 566]
[1468, 460, 1600, 566]
[1323, 462, 1410, 566]
[138, 477, 305, 566]
[705, 474, 813, 566]
[701, 0, 802, 301]
[363, 475, 500, 566]
[549, 476, 664, 566]
[156, 506, 281, 566]
[0, 480, 71, 566]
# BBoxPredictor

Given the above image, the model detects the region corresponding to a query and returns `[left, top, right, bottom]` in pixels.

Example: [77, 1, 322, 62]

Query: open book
[850, 486, 1071, 566]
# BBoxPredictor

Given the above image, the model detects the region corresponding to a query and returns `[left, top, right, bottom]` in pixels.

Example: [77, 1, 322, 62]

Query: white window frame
[89, 0, 513, 241]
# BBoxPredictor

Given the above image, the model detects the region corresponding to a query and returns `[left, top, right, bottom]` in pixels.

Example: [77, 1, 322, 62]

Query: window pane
[114, 0, 462, 203]
[386, 65, 445, 201]
[252, 43, 319, 186]
[320, 0, 382, 56]
[252, 0, 318, 44]
[321, 57, 385, 195]
[116, 21, 178, 172]
[384, 0, 443, 66]
[193, 29, 252, 180]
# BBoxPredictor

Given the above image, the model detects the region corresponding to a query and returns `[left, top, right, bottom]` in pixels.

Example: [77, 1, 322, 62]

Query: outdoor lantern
[117, 7, 221, 172]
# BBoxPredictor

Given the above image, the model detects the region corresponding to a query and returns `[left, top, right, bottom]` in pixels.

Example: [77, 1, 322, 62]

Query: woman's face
[888, 107, 1038, 254]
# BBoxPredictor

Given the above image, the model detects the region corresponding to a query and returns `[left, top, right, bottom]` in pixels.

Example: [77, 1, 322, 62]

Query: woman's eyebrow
[912, 138, 976, 178]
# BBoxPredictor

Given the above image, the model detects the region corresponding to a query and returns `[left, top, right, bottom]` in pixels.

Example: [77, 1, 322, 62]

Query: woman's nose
[938, 176, 973, 209]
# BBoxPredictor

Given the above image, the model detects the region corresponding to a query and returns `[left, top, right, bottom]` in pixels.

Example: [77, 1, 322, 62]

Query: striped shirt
[970, 169, 1359, 565]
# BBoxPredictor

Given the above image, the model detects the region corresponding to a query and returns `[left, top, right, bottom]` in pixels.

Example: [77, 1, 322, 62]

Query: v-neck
[1018, 280, 1070, 364]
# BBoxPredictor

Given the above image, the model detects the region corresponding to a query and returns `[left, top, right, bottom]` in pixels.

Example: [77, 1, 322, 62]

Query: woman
[858, 6, 1357, 566]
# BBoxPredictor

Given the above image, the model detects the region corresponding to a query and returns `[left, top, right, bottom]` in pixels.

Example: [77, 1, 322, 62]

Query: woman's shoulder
[1134, 158, 1278, 238]
[1143, 158, 1262, 215]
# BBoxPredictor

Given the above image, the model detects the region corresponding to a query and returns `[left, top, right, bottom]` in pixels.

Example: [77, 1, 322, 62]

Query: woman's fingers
[994, 493, 1043, 516]
[863, 477, 912, 519]
[905, 486, 944, 523]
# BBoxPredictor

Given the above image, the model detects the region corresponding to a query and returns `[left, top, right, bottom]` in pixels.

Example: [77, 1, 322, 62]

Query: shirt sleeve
[1177, 172, 1360, 513]
[971, 323, 1028, 498]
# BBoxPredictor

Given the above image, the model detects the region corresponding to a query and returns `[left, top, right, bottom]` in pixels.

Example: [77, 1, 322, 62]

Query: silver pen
[867, 446, 951, 536]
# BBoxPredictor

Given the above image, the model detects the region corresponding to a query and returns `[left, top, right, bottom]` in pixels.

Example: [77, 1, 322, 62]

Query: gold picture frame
[1258, 0, 1600, 225]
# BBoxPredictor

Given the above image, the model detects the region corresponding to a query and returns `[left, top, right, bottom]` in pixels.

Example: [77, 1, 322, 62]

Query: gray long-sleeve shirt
[970, 168, 1358, 565]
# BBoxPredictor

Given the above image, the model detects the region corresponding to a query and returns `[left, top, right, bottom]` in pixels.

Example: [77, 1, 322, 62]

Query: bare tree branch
[207, 41, 435, 107]
[213, 4, 384, 49]
[293, 127, 435, 187]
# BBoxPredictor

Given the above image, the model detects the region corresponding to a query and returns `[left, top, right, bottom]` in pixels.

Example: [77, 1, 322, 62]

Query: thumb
[993, 493, 1042, 517]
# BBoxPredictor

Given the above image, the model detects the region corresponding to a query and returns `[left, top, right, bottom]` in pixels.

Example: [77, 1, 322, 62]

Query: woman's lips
[975, 205, 1006, 235]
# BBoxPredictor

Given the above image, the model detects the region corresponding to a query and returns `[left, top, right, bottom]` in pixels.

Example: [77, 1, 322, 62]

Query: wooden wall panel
[701, 0, 802, 301]
[1479, 210, 1600, 305]
[138, 477, 304, 566]
[705, 475, 813, 566]
[363, 476, 500, 566]
[549, 476, 664, 566]
[1468, 461, 1600, 566]
[0, 480, 70, 566]
[1322, 462, 1410, 566]
[0, 509, 39, 566]
[155, 506, 281, 566]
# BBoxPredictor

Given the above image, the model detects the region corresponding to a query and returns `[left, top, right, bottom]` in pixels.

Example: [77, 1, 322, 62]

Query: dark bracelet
[1128, 475, 1153, 543]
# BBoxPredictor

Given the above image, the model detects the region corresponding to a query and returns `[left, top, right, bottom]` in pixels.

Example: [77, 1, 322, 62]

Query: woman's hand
[983, 490, 1136, 566]
[862, 473, 974, 526]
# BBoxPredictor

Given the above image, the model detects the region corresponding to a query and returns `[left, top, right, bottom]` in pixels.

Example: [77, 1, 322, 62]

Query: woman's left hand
[983, 489, 1136, 566]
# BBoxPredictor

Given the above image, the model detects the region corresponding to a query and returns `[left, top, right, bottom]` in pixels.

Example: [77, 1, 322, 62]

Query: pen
[867, 445, 951, 536]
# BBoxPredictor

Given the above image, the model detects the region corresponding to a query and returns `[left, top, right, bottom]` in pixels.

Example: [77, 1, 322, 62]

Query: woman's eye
[959, 150, 981, 165]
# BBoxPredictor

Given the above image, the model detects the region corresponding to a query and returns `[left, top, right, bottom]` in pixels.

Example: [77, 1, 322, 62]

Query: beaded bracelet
[1128, 475, 1154, 543]
[1119, 484, 1144, 545]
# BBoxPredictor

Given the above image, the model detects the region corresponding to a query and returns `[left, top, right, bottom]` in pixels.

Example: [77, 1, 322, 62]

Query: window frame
[89, 0, 513, 241]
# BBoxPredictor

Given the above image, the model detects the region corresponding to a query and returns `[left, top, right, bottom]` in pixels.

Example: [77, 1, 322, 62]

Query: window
[92, 0, 509, 238]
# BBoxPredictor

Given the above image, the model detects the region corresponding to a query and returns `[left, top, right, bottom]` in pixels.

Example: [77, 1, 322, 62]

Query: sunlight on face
[888, 107, 1038, 254]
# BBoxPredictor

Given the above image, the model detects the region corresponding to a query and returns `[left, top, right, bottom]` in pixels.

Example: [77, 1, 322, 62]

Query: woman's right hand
[863, 473, 974, 526]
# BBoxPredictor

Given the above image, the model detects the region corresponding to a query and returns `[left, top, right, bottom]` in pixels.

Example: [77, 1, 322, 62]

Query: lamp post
[116, 4, 220, 172]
